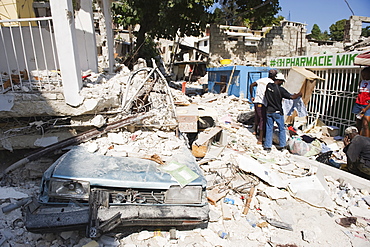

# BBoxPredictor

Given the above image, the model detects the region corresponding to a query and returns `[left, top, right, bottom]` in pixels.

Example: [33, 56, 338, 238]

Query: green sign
[270, 52, 360, 68]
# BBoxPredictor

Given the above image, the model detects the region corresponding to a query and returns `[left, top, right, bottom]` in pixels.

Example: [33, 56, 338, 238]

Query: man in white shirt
[249, 69, 277, 144]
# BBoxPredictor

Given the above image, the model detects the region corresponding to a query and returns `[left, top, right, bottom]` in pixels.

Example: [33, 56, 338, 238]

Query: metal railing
[308, 68, 361, 134]
[0, 17, 60, 93]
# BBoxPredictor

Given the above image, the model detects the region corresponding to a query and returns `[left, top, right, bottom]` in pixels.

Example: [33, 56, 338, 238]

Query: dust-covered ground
[1, 91, 369, 247]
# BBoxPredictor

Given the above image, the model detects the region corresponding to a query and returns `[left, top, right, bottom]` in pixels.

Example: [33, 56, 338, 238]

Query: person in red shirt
[352, 67, 370, 137]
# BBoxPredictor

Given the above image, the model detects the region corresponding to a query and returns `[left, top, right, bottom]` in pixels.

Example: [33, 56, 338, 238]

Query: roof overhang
[179, 44, 209, 57]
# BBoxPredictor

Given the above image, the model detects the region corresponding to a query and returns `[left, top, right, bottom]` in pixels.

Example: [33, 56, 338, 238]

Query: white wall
[198, 39, 209, 53]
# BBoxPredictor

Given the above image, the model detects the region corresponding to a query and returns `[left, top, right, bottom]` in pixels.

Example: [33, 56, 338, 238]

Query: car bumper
[25, 203, 209, 233]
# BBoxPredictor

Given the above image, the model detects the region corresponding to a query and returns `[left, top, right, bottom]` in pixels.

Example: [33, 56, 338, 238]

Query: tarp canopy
[354, 51, 370, 66]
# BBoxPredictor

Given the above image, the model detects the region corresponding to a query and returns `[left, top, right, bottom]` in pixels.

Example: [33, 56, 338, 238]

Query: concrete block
[22, 94, 40, 101]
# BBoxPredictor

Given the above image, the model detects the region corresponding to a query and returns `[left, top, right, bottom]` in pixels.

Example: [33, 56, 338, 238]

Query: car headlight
[165, 185, 202, 204]
[49, 178, 90, 200]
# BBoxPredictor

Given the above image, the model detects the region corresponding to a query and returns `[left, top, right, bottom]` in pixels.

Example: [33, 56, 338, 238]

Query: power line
[344, 0, 355, 16]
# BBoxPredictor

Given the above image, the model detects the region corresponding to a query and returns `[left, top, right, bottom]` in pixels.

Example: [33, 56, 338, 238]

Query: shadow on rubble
[113, 223, 208, 238]
[0, 148, 67, 187]
[0, 149, 32, 173]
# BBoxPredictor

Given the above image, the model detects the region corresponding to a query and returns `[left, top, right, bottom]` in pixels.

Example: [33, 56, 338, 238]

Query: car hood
[42, 146, 206, 190]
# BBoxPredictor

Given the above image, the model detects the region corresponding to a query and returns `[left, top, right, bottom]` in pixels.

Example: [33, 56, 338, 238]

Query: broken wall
[268, 21, 348, 62]
[210, 21, 348, 67]
[344, 15, 370, 43]
[257, 22, 309, 63]
[209, 24, 258, 65]
[0, 88, 120, 118]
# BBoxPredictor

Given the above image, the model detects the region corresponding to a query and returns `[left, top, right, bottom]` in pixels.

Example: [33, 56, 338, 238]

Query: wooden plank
[207, 187, 226, 205]
[243, 186, 255, 215]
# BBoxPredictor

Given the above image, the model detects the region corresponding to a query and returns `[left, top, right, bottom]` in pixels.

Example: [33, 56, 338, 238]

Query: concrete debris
[136, 230, 153, 241]
[91, 114, 106, 128]
[60, 231, 74, 240]
[1, 113, 151, 179]
[0, 187, 28, 200]
[0, 95, 15, 111]
[82, 240, 99, 247]
[34, 136, 59, 147]
[287, 174, 336, 210]
[1, 76, 370, 247]
[121, 65, 177, 129]
[262, 216, 293, 231]
[1, 197, 30, 214]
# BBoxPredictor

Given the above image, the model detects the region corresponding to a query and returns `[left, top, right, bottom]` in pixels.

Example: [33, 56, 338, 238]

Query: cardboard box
[192, 140, 209, 158]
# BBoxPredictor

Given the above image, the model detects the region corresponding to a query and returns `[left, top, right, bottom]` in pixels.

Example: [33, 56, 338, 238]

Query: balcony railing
[0, 17, 60, 93]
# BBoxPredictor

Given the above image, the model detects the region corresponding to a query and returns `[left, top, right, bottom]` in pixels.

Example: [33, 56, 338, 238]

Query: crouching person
[343, 126, 370, 179]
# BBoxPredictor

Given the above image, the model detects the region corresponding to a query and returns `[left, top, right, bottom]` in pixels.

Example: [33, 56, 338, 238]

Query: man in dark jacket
[343, 126, 370, 179]
[264, 73, 302, 151]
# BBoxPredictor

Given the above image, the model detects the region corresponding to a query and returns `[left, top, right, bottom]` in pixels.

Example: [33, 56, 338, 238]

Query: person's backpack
[237, 111, 255, 125]
[315, 151, 333, 165]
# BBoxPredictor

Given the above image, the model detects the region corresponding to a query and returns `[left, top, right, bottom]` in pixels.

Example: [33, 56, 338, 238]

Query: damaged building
[0, 1, 370, 247]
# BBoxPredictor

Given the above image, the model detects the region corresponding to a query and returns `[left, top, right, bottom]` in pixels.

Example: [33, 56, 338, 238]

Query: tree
[311, 24, 322, 40]
[310, 24, 329, 41]
[271, 15, 285, 26]
[362, 26, 370, 37]
[111, 0, 214, 63]
[329, 19, 346, 41]
[211, 7, 226, 25]
[322, 30, 330, 41]
[234, 0, 281, 30]
[210, 0, 281, 29]
[211, 0, 243, 26]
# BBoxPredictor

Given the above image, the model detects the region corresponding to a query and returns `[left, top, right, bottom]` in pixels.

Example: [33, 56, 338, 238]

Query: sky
[278, 0, 370, 33]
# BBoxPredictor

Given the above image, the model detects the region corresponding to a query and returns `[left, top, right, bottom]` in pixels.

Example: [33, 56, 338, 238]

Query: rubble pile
[208, 55, 264, 68]
[0, 87, 370, 246]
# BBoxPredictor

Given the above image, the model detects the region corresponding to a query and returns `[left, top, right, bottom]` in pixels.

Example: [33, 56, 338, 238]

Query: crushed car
[25, 146, 209, 237]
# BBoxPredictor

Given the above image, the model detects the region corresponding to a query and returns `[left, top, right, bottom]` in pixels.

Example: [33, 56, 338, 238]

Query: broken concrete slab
[264, 187, 289, 200]
[194, 127, 222, 146]
[236, 154, 286, 188]
[290, 155, 370, 191]
[287, 174, 336, 210]
[34, 136, 59, 147]
[0, 187, 28, 200]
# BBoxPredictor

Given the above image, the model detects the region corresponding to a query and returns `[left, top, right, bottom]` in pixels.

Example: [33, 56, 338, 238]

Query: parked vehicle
[25, 146, 209, 237]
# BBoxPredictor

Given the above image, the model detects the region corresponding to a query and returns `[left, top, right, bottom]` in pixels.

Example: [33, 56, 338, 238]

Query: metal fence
[281, 67, 362, 135]
[0, 17, 60, 93]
